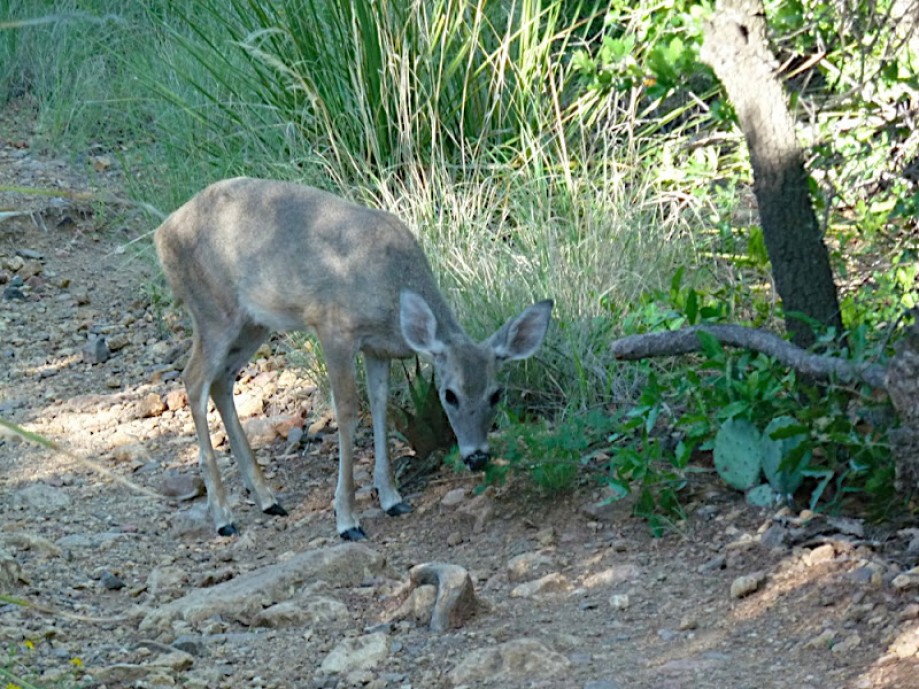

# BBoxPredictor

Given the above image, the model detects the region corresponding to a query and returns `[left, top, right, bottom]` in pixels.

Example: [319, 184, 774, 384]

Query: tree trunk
[700, 0, 844, 348]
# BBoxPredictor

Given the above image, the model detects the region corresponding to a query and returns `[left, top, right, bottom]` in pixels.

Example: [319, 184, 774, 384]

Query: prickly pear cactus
[761, 416, 809, 496]
[745, 483, 777, 507]
[714, 419, 763, 490]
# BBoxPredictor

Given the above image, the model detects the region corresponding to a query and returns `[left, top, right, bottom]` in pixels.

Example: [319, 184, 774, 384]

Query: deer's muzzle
[464, 451, 489, 472]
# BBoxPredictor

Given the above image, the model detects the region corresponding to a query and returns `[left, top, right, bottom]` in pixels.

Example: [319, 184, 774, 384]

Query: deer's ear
[400, 291, 446, 356]
[488, 300, 553, 362]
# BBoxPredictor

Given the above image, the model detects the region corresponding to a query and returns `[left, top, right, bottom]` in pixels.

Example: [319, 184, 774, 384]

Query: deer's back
[154, 178, 454, 351]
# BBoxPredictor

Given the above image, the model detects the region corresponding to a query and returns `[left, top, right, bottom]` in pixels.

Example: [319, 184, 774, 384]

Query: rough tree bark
[700, 0, 844, 348]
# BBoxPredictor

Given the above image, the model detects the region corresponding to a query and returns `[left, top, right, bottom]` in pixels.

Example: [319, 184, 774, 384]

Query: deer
[154, 177, 553, 541]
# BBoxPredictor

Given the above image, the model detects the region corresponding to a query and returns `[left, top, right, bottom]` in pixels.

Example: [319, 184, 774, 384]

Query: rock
[319, 632, 390, 674]
[107, 333, 130, 351]
[387, 584, 437, 625]
[271, 415, 303, 438]
[410, 562, 479, 631]
[111, 442, 150, 467]
[889, 628, 919, 659]
[535, 526, 557, 547]
[678, 616, 699, 631]
[3, 285, 25, 300]
[137, 392, 166, 418]
[584, 681, 621, 689]
[91, 663, 149, 685]
[804, 629, 835, 650]
[159, 472, 205, 501]
[10, 483, 71, 510]
[252, 595, 350, 628]
[608, 594, 630, 611]
[100, 570, 126, 590]
[457, 492, 494, 533]
[151, 650, 194, 671]
[759, 524, 788, 549]
[440, 488, 467, 507]
[285, 425, 304, 449]
[164, 388, 188, 411]
[448, 638, 570, 685]
[507, 550, 556, 583]
[172, 635, 206, 657]
[235, 391, 264, 418]
[831, 633, 861, 655]
[83, 334, 110, 364]
[146, 565, 188, 597]
[15, 248, 44, 260]
[804, 543, 836, 566]
[140, 543, 384, 631]
[0, 532, 62, 557]
[827, 516, 864, 537]
[242, 417, 278, 447]
[892, 568, 919, 590]
[510, 572, 570, 598]
[446, 531, 463, 547]
[17, 260, 42, 280]
[730, 572, 767, 599]
[582, 564, 640, 588]
[0, 547, 25, 589]
[167, 504, 213, 538]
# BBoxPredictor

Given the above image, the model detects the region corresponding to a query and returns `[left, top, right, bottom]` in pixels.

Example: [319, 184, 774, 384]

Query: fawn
[155, 178, 552, 539]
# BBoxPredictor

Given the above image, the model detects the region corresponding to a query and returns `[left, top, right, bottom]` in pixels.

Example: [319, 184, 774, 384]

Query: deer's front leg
[364, 354, 411, 516]
[323, 341, 365, 540]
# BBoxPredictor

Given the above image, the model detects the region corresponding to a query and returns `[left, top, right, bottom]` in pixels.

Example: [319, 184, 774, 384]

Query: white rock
[510, 572, 570, 598]
[448, 638, 570, 685]
[730, 572, 766, 599]
[320, 632, 390, 674]
[10, 483, 71, 510]
[440, 488, 467, 507]
[252, 595, 350, 628]
[140, 543, 384, 632]
[507, 551, 556, 583]
[608, 594, 630, 611]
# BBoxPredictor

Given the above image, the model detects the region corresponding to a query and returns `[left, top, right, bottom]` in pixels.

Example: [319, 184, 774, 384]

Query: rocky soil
[2, 103, 919, 689]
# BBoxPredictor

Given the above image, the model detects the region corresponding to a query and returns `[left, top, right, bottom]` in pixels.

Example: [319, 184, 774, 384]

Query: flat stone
[510, 572, 571, 598]
[11, 483, 71, 510]
[319, 632, 390, 674]
[507, 550, 556, 583]
[448, 638, 570, 685]
[139, 543, 384, 632]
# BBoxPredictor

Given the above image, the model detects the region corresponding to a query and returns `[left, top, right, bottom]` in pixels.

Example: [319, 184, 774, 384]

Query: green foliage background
[1, 0, 916, 523]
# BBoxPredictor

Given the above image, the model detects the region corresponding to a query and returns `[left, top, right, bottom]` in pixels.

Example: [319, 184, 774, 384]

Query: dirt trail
[1, 103, 918, 689]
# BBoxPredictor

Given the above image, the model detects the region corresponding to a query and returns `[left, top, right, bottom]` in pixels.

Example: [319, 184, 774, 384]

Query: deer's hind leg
[318, 330, 365, 540]
[209, 322, 287, 519]
[184, 318, 282, 536]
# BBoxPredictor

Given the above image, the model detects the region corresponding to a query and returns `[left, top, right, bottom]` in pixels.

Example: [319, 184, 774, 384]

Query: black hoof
[340, 526, 367, 541]
[263, 503, 288, 517]
[217, 523, 238, 537]
[385, 501, 413, 517]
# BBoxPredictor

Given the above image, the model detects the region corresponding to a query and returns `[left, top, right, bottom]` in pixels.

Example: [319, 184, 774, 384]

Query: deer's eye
[444, 389, 459, 407]
[489, 388, 503, 406]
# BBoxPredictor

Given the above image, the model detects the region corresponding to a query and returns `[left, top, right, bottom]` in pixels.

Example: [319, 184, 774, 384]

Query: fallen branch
[610, 324, 887, 389]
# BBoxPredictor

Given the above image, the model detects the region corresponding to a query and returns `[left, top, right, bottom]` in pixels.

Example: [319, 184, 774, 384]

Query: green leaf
[685, 288, 699, 324]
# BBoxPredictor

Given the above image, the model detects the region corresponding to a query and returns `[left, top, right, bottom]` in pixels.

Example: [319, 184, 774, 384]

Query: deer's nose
[464, 451, 489, 472]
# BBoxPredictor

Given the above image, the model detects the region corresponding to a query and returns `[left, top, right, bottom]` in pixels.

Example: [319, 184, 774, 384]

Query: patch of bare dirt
[1, 102, 918, 689]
